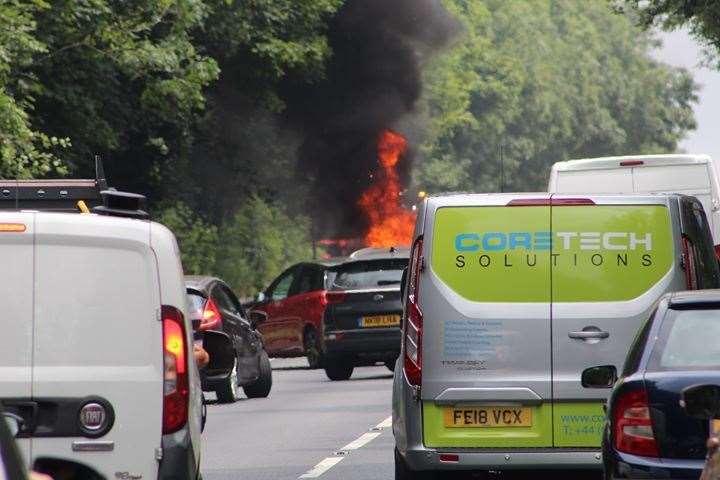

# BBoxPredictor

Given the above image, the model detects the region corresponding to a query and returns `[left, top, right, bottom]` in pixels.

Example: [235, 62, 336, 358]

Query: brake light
[681, 236, 698, 290]
[199, 298, 222, 331]
[162, 305, 189, 434]
[506, 198, 595, 206]
[613, 389, 658, 457]
[403, 236, 424, 387]
[620, 160, 644, 167]
[323, 291, 348, 305]
[715, 245, 720, 262]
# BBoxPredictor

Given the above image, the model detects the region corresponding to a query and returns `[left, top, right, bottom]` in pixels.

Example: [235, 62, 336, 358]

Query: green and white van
[392, 193, 720, 478]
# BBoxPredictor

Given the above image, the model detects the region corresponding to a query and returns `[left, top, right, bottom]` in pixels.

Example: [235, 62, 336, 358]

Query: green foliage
[156, 201, 219, 275]
[213, 196, 314, 297]
[416, 0, 698, 193]
[625, 0, 720, 62]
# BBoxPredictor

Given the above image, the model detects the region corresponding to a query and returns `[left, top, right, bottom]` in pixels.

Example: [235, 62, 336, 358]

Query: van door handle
[568, 330, 609, 340]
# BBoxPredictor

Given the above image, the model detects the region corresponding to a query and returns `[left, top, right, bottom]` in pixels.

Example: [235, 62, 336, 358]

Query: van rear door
[0, 213, 34, 463]
[30, 214, 163, 479]
[550, 195, 676, 447]
[422, 194, 553, 448]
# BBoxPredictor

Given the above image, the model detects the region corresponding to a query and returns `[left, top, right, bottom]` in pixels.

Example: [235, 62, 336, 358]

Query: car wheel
[324, 360, 353, 381]
[304, 328, 324, 369]
[215, 359, 239, 403]
[243, 350, 273, 398]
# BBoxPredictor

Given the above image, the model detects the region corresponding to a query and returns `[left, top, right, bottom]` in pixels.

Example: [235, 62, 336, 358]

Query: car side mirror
[2, 411, 22, 437]
[202, 330, 235, 373]
[682, 384, 720, 420]
[249, 310, 268, 328]
[581, 365, 617, 389]
[400, 267, 408, 300]
[255, 292, 266, 303]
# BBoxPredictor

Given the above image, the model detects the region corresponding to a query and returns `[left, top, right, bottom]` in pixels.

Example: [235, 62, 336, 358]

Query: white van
[393, 192, 720, 478]
[0, 176, 208, 480]
[548, 154, 720, 248]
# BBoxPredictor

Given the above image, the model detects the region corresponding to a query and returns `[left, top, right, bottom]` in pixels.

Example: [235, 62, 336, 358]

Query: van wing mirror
[400, 267, 408, 300]
[249, 310, 268, 328]
[2, 412, 22, 437]
[202, 330, 235, 373]
[682, 384, 720, 420]
[581, 365, 617, 389]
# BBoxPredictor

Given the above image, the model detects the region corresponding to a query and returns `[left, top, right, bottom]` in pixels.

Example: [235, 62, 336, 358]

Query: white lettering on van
[579, 232, 601, 250]
[602, 232, 628, 250]
[630, 233, 652, 251]
[556, 232, 576, 249]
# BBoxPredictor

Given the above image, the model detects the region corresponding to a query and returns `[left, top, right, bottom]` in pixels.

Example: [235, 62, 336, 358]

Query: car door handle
[568, 330, 609, 340]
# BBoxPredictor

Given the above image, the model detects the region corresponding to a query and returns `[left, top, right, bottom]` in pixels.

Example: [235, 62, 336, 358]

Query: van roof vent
[92, 190, 149, 220]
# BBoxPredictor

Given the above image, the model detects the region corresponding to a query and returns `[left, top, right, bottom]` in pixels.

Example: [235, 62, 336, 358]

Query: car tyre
[304, 328, 324, 369]
[215, 359, 239, 403]
[325, 360, 353, 381]
[243, 350, 273, 398]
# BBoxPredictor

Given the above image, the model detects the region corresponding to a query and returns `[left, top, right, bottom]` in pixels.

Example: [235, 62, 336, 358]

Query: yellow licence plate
[361, 315, 400, 328]
[443, 407, 532, 428]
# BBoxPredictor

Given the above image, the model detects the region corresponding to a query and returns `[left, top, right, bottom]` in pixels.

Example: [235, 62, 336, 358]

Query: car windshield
[649, 308, 720, 371]
[329, 259, 407, 290]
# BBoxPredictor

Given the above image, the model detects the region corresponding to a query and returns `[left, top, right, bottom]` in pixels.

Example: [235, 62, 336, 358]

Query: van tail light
[714, 245, 720, 262]
[162, 305, 189, 434]
[681, 236, 698, 290]
[613, 388, 658, 457]
[322, 291, 348, 305]
[199, 298, 222, 331]
[403, 236, 424, 387]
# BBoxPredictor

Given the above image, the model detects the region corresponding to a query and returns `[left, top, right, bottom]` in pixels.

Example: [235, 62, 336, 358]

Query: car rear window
[329, 259, 407, 290]
[187, 292, 206, 314]
[649, 308, 720, 371]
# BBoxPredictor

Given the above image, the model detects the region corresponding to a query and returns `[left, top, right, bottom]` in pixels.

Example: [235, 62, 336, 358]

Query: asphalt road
[201, 358, 602, 480]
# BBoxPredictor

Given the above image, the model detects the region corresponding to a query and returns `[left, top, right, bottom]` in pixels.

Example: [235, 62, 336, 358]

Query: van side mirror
[249, 310, 268, 329]
[2, 412, 22, 437]
[581, 365, 617, 388]
[202, 330, 235, 373]
[34, 457, 107, 480]
[400, 267, 408, 300]
[682, 384, 720, 420]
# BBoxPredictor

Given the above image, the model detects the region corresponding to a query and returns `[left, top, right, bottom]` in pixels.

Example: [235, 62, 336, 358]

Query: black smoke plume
[283, 0, 459, 238]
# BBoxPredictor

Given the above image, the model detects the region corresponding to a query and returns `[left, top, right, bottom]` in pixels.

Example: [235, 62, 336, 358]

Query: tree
[156, 201, 219, 275]
[625, 0, 720, 62]
[415, 0, 698, 194]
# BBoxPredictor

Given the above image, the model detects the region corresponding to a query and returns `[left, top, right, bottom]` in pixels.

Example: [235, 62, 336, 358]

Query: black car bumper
[604, 448, 704, 479]
[323, 328, 400, 364]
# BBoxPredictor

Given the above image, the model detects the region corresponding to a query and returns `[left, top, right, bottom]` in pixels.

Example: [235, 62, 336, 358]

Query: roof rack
[0, 156, 148, 219]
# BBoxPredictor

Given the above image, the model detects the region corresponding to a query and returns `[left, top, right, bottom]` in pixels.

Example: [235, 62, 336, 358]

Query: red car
[250, 259, 344, 368]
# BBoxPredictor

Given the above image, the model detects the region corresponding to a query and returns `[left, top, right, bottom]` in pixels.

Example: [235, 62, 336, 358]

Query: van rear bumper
[402, 447, 603, 471]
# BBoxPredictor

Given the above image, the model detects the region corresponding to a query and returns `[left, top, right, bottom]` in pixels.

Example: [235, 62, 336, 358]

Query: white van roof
[552, 154, 711, 172]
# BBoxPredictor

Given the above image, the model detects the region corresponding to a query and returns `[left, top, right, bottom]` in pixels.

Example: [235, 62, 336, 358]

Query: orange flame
[358, 129, 416, 248]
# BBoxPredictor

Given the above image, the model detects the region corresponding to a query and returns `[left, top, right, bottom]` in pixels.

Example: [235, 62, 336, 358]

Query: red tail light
[199, 298, 222, 331]
[403, 236, 424, 387]
[162, 305, 189, 434]
[681, 236, 698, 290]
[322, 291, 348, 305]
[613, 389, 658, 457]
[714, 245, 720, 262]
[620, 160, 644, 167]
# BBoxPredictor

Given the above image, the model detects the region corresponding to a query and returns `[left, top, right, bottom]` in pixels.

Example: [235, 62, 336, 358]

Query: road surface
[201, 358, 601, 480]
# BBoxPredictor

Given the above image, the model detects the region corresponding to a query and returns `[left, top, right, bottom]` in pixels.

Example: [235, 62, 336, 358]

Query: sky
[654, 29, 720, 161]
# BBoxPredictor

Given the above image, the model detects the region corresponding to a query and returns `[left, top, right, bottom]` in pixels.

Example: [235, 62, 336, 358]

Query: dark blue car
[583, 290, 720, 479]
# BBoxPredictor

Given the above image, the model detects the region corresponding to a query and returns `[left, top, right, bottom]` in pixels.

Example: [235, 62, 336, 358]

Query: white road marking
[376, 415, 392, 429]
[340, 432, 381, 451]
[299, 457, 345, 478]
[297, 415, 392, 479]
